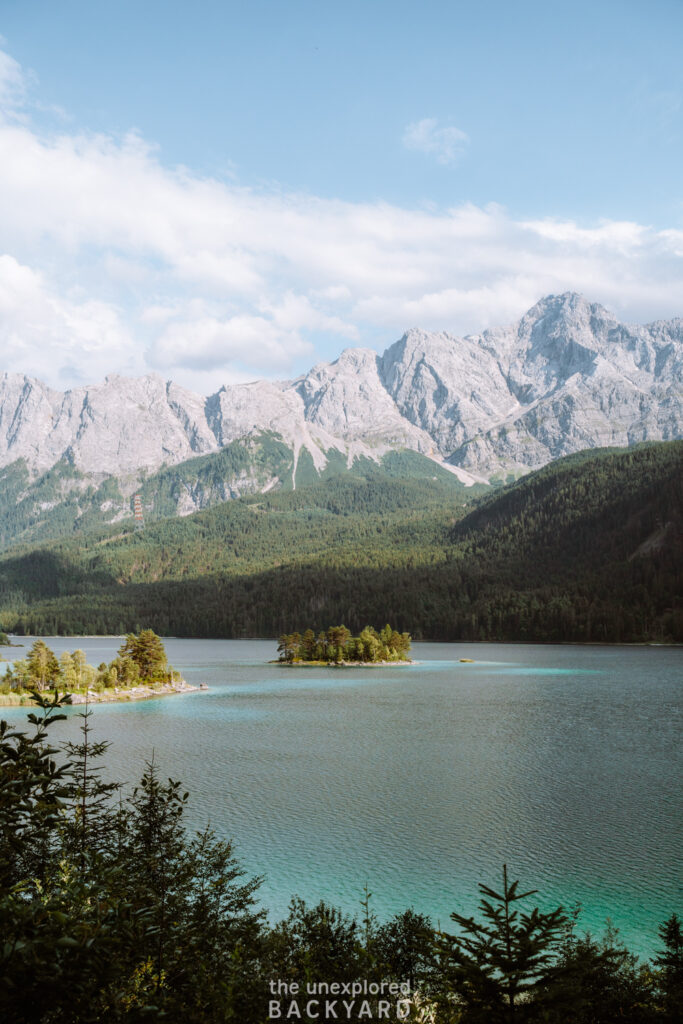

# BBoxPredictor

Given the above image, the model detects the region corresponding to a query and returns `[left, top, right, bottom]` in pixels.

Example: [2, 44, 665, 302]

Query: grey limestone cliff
[1, 293, 681, 505]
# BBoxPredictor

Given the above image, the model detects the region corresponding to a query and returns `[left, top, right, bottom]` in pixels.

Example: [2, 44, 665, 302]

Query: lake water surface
[2, 638, 681, 956]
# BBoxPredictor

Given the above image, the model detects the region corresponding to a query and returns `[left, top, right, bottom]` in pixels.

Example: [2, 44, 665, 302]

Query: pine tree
[547, 912, 656, 1024]
[61, 699, 120, 867]
[654, 914, 683, 1022]
[26, 640, 59, 691]
[72, 648, 87, 690]
[58, 650, 77, 691]
[435, 865, 568, 1023]
[176, 827, 266, 1023]
[118, 629, 168, 680]
[0, 690, 70, 888]
[268, 897, 361, 985]
[0, 692, 131, 1024]
[375, 908, 436, 991]
[359, 882, 379, 970]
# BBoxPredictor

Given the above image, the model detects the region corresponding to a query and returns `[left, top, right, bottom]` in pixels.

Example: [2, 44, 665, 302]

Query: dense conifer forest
[1, 695, 681, 1023]
[0, 442, 681, 642]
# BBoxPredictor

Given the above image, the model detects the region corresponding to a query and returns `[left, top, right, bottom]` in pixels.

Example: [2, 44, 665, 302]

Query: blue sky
[1, 0, 682, 392]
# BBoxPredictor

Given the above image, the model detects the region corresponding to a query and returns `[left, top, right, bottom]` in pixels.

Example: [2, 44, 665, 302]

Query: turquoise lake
[2, 639, 681, 957]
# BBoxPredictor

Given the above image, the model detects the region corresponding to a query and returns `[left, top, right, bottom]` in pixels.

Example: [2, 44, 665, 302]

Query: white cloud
[0, 254, 136, 383]
[402, 117, 470, 165]
[149, 314, 314, 372]
[0, 48, 682, 392]
[145, 295, 355, 375]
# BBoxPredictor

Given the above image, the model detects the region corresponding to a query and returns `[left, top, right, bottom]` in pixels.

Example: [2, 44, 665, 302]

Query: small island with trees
[277, 623, 412, 665]
[0, 629, 198, 705]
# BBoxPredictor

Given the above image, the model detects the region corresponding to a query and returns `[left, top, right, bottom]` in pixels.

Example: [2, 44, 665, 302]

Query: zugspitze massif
[1, 292, 682, 521]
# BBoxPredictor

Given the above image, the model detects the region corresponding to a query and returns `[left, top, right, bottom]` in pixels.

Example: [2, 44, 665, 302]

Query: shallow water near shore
[2, 638, 681, 957]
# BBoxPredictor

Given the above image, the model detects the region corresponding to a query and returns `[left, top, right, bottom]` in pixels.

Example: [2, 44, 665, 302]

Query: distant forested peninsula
[277, 624, 412, 664]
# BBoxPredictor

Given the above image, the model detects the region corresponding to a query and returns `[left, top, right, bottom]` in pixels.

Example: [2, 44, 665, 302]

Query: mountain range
[1, 291, 681, 545]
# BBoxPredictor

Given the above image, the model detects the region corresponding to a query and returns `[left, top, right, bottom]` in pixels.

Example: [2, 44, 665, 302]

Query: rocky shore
[69, 679, 202, 704]
[0, 679, 203, 707]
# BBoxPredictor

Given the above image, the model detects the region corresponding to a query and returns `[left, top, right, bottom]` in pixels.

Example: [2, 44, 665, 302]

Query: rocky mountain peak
[0, 295, 680, 488]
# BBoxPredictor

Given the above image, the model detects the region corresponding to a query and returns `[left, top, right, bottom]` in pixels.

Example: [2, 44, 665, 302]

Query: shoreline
[3, 635, 680, 649]
[0, 679, 204, 707]
[272, 659, 414, 667]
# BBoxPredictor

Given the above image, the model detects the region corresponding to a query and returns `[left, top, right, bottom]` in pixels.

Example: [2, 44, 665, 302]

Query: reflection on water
[2, 638, 681, 955]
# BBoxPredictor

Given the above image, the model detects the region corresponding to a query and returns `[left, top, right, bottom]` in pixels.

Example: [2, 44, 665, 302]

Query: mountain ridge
[1, 292, 681, 539]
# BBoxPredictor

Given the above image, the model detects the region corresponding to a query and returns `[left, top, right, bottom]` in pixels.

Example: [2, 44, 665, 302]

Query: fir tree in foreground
[434, 865, 568, 1023]
[0, 694, 265, 1023]
[653, 915, 683, 1022]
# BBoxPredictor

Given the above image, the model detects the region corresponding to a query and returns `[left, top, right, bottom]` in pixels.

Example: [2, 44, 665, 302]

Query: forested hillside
[0, 438, 474, 550]
[0, 443, 680, 643]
